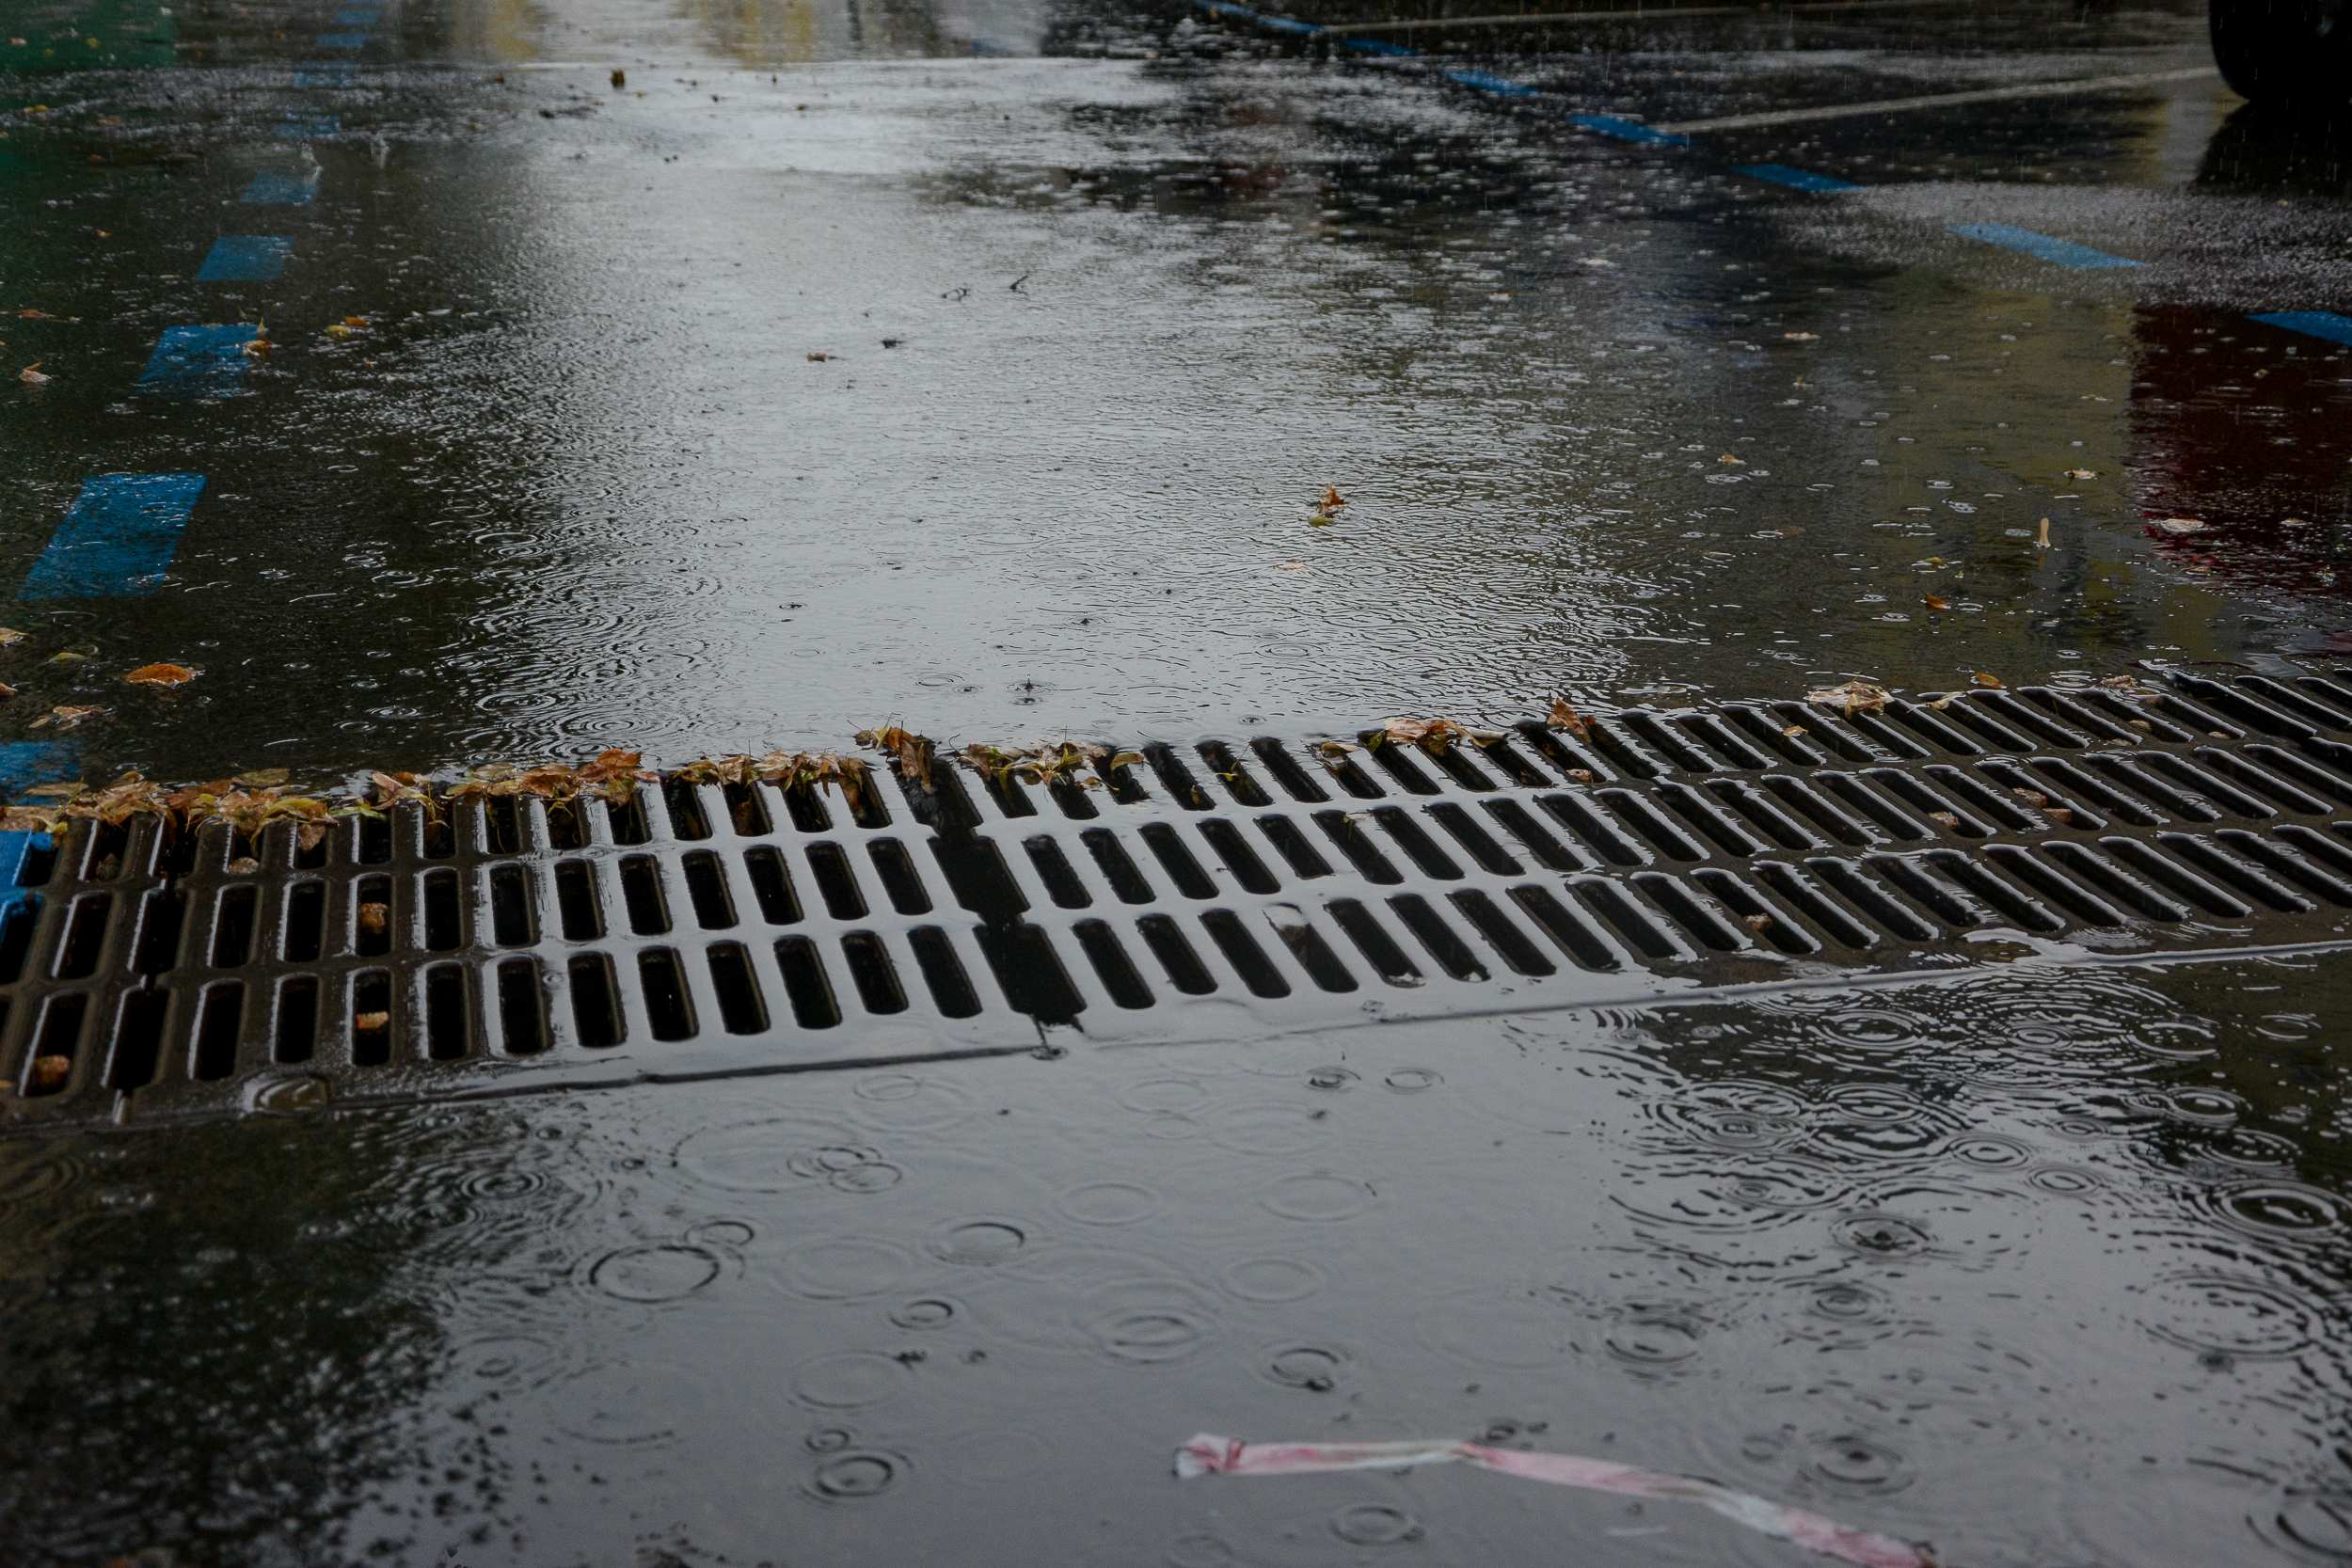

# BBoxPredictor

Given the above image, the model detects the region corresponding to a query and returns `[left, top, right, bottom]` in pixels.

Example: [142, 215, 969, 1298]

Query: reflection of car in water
[2128, 106, 2352, 607]
[2210, 0, 2351, 105]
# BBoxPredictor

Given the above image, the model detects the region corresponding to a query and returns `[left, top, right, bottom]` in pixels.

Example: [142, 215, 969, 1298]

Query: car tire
[2211, 0, 2352, 105]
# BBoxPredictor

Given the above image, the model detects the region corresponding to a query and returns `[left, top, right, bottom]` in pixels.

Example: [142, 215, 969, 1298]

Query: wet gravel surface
[5, 0, 2352, 1563]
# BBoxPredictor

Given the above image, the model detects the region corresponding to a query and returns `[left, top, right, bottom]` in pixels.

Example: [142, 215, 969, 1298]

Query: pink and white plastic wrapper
[1174, 1434, 1938, 1568]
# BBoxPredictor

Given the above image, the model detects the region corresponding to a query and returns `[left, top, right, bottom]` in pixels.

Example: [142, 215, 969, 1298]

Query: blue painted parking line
[1570, 112, 1691, 147]
[314, 31, 371, 49]
[138, 325, 259, 394]
[1736, 162, 1859, 193]
[197, 235, 292, 282]
[2248, 310, 2352, 348]
[274, 112, 339, 139]
[0, 746, 76, 798]
[242, 170, 316, 205]
[0, 824, 56, 923]
[1950, 223, 2142, 270]
[1338, 37, 1416, 55]
[294, 63, 357, 87]
[1447, 69, 1540, 98]
[22, 474, 207, 599]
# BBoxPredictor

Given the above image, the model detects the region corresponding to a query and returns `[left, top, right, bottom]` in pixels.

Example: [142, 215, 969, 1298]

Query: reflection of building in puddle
[2129, 298, 2352, 603]
[675, 0, 826, 63]
[442, 0, 543, 63]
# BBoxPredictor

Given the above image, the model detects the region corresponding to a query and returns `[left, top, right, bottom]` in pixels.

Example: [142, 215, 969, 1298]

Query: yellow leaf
[123, 662, 198, 686]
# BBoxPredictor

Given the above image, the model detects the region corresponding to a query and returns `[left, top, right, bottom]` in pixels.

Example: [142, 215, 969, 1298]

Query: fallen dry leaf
[233, 767, 290, 787]
[355, 1010, 389, 1033]
[2151, 516, 2206, 535]
[1780, 723, 1805, 737]
[1782, 331, 1819, 342]
[123, 662, 198, 687]
[17, 362, 49, 386]
[357, 902, 389, 936]
[1928, 811, 1961, 829]
[1313, 739, 1358, 759]
[1565, 767, 1596, 783]
[2064, 467, 2097, 481]
[1923, 594, 1951, 611]
[1547, 697, 1591, 739]
[1318, 485, 1347, 513]
[0, 683, 12, 703]
[611, 67, 627, 87]
[2013, 788, 2050, 808]
[47, 650, 87, 665]
[226, 856, 261, 874]
[1972, 672, 2004, 688]
[806, 351, 833, 362]
[2045, 807, 2075, 826]
[0, 627, 23, 647]
[1717, 451, 1745, 466]
[30, 705, 102, 730]
[1742, 912, 1772, 931]
[1805, 680, 1891, 718]
[28, 1053, 70, 1090]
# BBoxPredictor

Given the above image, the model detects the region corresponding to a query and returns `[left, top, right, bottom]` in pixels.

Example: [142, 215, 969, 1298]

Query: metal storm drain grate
[9, 663, 2352, 1130]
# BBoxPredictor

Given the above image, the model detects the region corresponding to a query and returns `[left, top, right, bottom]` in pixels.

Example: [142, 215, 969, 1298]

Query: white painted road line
[1656, 64, 2221, 134]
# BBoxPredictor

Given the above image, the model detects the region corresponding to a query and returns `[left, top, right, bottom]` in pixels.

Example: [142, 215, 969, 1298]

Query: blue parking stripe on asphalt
[1339, 37, 1416, 55]
[275, 112, 339, 139]
[22, 474, 207, 599]
[242, 170, 316, 205]
[0, 747, 75, 796]
[0, 825, 56, 920]
[2248, 310, 2352, 348]
[314, 31, 371, 49]
[1737, 163, 1860, 193]
[1571, 113, 1691, 147]
[138, 325, 259, 394]
[1445, 69, 1538, 98]
[197, 235, 292, 282]
[1950, 223, 2141, 269]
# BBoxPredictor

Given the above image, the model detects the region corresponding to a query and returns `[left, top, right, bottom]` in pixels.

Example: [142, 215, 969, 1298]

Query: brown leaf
[358, 902, 389, 936]
[1780, 723, 1805, 737]
[355, 1010, 389, 1033]
[1313, 739, 1357, 759]
[1805, 680, 1891, 718]
[2013, 788, 2050, 808]
[1927, 811, 1961, 829]
[17, 362, 50, 386]
[611, 67, 627, 87]
[806, 351, 833, 362]
[30, 704, 103, 730]
[1546, 697, 1591, 739]
[2063, 467, 2097, 481]
[1742, 912, 1772, 931]
[1972, 672, 2004, 689]
[1922, 594, 1951, 611]
[0, 628, 24, 647]
[1318, 484, 1347, 512]
[1717, 451, 1745, 466]
[233, 767, 290, 787]
[123, 662, 198, 687]
[28, 1053, 70, 1090]
[2044, 807, 2075, 826]
[226, 856, 260, 874]
[1565, 768, 1596, 783]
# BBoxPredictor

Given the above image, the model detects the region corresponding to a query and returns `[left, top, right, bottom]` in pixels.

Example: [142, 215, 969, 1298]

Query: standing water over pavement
[4, 952, 2351, 1564]
[5, 0, 2352, 1563]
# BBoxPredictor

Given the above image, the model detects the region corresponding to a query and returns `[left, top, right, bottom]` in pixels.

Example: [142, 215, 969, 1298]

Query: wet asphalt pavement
[8, 0, 2352, 1563]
